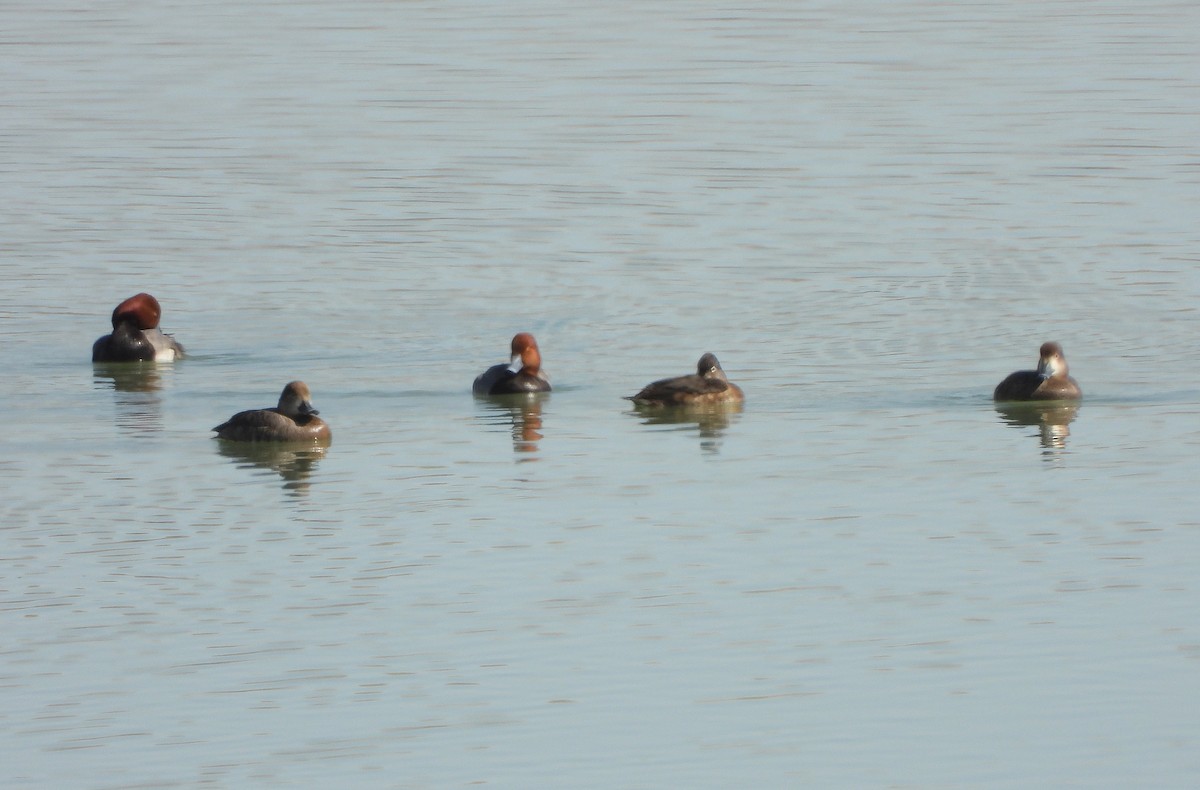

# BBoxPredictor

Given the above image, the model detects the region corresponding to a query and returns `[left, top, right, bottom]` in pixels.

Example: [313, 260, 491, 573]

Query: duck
[473, 332, 551, 395]
[993, 341, 1081, 401]
[92, 293, 185, 362]
[628, 352, 744, 406]
[212, 381, 332, 443]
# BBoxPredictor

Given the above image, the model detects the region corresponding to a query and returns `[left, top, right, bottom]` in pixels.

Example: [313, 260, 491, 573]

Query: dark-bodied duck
[628, 352, 744, 406]
[213, 381, 332, 443]
[473, 332, 551, 395]
[994, 341, 1081, 401]
[92, 292, 185, 362]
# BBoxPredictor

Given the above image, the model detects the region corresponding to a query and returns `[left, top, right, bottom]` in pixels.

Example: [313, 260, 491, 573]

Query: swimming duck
[473, 332, 551, 395]
[993, 341, 1081, 401]
[92, 292, 185, 362]
[212, 381, 332, 443]
[628, 352, 744, 406]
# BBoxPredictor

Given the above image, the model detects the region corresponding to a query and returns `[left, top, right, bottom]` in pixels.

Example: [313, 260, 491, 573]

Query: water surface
[3, 1, 1200, 787]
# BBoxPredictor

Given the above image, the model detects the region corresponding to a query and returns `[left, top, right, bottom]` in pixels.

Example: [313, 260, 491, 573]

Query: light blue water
[3, 1, 1200, 787]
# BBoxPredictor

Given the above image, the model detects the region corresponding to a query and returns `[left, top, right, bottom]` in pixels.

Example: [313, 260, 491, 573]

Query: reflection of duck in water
[216, 441, 327, 493]
[92, 293, 185, 362]
[633, 400, 741, 435]
[995, 401, 1080, 453]
[473, 333, 551, 395]
[93, 367, 166, 435]
[94, 362, 166, 393]
[213, 381, 332, 444]
[994, 342, 1080, 401]
[627, 353, 744, 406]
[477, 396, 545, 454]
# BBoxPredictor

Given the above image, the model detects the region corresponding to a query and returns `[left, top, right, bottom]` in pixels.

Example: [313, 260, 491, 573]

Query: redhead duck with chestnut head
[92, 293, 185, 362]
[473, 332, 551, 395]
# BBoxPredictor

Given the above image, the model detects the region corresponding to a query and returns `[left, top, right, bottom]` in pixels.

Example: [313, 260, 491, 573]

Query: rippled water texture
[3, 1, 1200, 786]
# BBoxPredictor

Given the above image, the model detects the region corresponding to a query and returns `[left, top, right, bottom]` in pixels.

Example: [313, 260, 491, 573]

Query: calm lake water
[4, 1, 1200, 787]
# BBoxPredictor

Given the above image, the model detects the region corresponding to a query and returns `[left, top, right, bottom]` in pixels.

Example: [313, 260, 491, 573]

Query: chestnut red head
[508, 332, 542, 375]
[111, 293, 162, 330]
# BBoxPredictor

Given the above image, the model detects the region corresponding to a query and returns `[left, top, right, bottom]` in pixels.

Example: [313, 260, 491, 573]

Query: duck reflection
[93, 361, 168, 393]
[629, 401, 743, 454]
[475, 394, 547, 456]
[216, 441, 327, 495]
[994, 401, 1079, 458]
[93, 364, 168, 436]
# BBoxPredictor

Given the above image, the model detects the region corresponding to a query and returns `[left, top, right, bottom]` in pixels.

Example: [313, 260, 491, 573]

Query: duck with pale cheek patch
[628, 352, 744, 406]
[994, 341, 1081, 401]
[473, 332, 551, 395]
[92, 293, 185, 362]
[213, 381, 332, 444]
